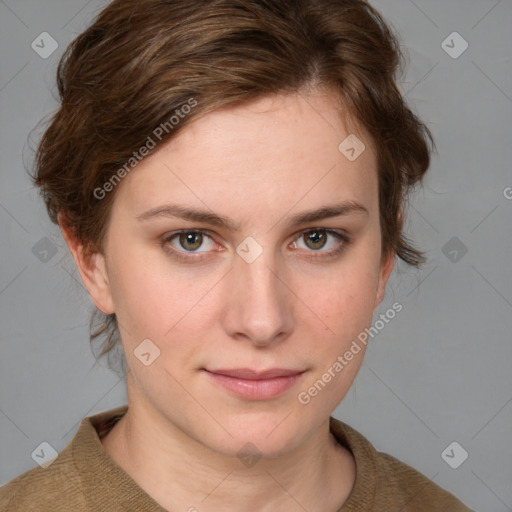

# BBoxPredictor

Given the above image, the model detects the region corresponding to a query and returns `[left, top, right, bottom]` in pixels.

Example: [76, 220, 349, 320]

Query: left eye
[293, 229, 345, 252]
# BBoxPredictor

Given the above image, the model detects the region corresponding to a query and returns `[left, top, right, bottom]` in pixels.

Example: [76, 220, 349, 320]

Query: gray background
[1, 0, 511, 510]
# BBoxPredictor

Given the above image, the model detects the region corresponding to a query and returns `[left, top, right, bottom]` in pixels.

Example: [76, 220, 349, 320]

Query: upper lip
[205, 368, 306, 380]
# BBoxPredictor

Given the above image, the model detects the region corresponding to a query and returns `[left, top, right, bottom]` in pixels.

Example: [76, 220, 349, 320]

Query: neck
[101, 401, 355, 512]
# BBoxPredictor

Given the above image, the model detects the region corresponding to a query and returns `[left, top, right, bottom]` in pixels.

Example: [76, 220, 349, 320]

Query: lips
[209, 368, 304, 379]
[204, 367, 306, 400]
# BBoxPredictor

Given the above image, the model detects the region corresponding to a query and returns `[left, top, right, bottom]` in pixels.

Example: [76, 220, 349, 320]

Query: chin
[201, 409, 309, 460]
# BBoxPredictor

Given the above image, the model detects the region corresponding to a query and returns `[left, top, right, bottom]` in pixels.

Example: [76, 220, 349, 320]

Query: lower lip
[204, 371, 304, 400]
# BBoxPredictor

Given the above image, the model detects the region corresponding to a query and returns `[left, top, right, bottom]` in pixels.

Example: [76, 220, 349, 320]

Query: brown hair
[32, 0, 433, 368]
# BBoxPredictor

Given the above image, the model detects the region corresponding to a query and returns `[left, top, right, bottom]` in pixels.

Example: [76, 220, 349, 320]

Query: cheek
[108, 243, 200, 325]
[112, 270, 167, 329]
[107, 253, 223, 380]
[106, 257, 184, 348]
[296, 266, 377, 410]
[308, 260, 380, 341]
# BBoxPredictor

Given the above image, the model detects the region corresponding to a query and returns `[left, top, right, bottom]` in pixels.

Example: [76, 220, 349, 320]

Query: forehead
[114, 91, 378, 223]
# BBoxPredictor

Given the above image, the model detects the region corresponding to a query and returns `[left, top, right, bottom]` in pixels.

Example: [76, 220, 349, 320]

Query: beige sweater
[0, 405, 474, 511]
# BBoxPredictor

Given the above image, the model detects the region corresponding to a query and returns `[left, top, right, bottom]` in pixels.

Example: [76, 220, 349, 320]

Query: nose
[222, 247, 294, 347]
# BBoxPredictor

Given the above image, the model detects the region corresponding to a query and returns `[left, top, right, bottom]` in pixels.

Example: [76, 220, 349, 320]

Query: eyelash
[160, 228, 351, 263]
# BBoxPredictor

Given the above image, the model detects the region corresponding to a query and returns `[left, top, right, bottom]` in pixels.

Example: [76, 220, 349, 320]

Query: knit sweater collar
[71, 405, 377, 510]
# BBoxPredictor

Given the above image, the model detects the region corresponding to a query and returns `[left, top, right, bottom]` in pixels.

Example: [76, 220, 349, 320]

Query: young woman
[0, 0, 474, 510]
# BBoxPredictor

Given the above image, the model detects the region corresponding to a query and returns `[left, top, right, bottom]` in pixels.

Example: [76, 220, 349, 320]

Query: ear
[374, 250, 395, 309]
[59, 213, 115, 315]
[374, 210, 401, 309]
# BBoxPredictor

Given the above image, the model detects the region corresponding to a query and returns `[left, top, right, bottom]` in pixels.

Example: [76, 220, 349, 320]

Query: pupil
[182, 232, 201, 250]
[307, 230, 325, 249]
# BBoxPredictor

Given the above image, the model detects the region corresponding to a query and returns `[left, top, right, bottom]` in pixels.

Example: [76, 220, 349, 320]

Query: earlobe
[59, 213, 115, 315]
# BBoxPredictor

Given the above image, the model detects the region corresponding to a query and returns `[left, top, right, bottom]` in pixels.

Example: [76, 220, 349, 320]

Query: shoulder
[329, 417, 475, 511]
[0, 406, 129, 512]
[375, 451, 474, 511]
[0, 450, 87, 511]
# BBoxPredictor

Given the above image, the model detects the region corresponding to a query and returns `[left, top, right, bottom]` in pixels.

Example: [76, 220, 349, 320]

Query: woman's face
[84, 90, 394, 457]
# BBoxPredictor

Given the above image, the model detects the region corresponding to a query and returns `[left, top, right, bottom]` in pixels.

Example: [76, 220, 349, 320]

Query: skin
[61, 89, 396, 511]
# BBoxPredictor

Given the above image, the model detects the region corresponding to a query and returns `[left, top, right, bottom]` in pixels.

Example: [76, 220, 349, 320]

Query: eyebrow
[136, 201, 368, 231]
